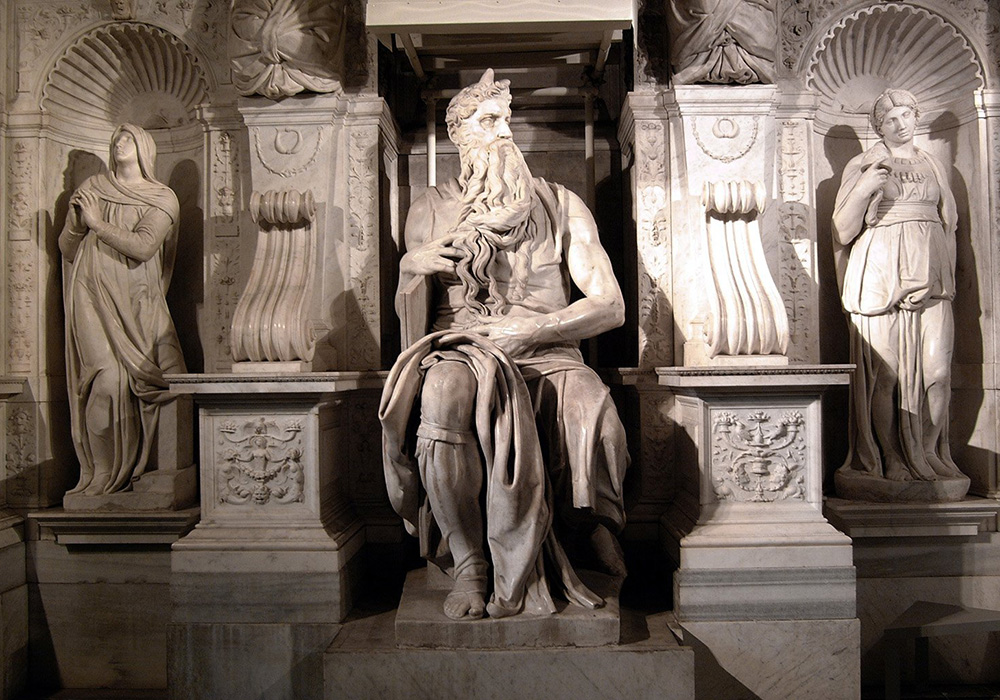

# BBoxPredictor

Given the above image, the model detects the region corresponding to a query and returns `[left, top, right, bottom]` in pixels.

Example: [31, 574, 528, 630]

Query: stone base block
[395, 567, 620, 648]
[664, 507, 858, 621]
[232, 360, 313, 373]
[0, 515, 26, 700]
[169, 622, 338, 700]
[825, 498, 1000, 539]
[172, 524, 365, 624]
[681, 618, 860, 700]
[326, 608, 694, 700]
[63, 466, 197, 512]
[835, 469, 971, 503]
[682, 340, 789, 368]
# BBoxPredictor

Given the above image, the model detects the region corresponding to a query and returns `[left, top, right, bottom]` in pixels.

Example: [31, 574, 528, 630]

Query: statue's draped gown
[835, 141, 958, 480]
[62, 127, 185, 495]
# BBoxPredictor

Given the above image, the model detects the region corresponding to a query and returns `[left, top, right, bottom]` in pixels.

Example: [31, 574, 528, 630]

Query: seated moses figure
[380, 69, 630, 621]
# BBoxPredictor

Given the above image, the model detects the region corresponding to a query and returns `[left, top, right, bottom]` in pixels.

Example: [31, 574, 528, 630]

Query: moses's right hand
[400, 231, 465, 276]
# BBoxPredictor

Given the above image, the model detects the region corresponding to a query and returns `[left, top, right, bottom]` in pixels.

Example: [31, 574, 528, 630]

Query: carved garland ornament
[252, 127, 325, 178]
[712, 410, 806, 502]
[217, 417, 305, 505]
[692, 116, 759, 163]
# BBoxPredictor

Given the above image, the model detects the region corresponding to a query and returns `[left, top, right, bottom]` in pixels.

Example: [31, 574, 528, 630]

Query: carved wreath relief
[217, 417, 305, 505]
[711, 410, 806, 502]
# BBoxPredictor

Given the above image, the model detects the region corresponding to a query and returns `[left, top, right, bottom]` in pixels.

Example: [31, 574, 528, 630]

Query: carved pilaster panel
[7, 141, 34, 242]
[639, 390, 674, 504]
[778, 120, 818, 363]
[635, 121, 672, 368]
[210, 130, 239, 226]
[949, 0, 1000, 88]
[348, 391, 386, 508]
[15, 2, 101, 93]
[346, 125, 381, 369]
[5, 404, 36, 501]
[711, 409, 807, 503]
[778, 0, 839, 75]
[207, 237, 241, 372]
[6, 241, 35, 374]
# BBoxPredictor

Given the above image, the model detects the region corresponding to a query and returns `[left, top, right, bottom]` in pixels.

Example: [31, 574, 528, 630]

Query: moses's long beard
[452, 139, 535, 318]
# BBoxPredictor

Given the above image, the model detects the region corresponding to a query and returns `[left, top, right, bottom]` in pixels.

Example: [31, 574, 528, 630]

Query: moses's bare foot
[444, 578, 486, 620]
[589, 524, 627, 578]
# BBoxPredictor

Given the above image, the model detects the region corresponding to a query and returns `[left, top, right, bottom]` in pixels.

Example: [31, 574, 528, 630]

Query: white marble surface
[682, 619, 860, 700]
[858, 576, 1000, 686]
[0, 515, 26, 700]
[826, 498, 1000, 539]
[394, 567, 620, 648]
[327, 608, 694, 700]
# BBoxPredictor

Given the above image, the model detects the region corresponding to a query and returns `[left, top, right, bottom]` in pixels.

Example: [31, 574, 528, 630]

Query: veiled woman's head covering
[870, 89, 920, 136]
[110, 123, 162, 183]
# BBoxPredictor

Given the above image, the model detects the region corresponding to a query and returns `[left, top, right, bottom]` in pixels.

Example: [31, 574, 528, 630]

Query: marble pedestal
[0, 514, 26, 700]
[394, 567, 621, 649]
[326, 607, 695, 700]
[167, 372, 381, 700]
[658, 365, 860, 698]
[826, 498, 1000, 689]
[25, 509, 197, 693]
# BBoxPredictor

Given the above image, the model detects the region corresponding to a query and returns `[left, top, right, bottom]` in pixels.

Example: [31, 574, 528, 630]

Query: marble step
[325, 605, 695, 700]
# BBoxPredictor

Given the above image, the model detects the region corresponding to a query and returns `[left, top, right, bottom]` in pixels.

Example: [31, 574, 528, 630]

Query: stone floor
[860, 686, 1000, 699]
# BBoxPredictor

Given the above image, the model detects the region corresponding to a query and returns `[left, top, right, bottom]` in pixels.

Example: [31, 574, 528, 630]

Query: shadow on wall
[928, 111, 984, 487]
[168, 159, 205, 373]
[817, 125, 862, 489]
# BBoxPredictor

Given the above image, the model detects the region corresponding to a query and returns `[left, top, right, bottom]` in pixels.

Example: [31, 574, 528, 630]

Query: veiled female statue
[60, 124, 186, 496]
[833, 89, 968, 498]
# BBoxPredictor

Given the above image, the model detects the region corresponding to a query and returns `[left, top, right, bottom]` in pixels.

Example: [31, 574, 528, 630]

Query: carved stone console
[166, 371, 381, 700]
[659, 365, 860, 699]
[231, 189, 319, 371]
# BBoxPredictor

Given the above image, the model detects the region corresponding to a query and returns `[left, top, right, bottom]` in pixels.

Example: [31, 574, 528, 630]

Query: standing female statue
[833, 89, 967, 496]
[60, 124, 186, 496]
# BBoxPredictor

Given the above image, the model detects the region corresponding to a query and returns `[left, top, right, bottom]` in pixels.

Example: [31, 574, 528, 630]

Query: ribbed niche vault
[806, 4, 983, 133]
[41, 23, 209, 131]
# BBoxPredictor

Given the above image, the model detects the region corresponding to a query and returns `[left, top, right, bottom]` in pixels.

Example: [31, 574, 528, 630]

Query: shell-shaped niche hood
[807, 4, 983, 134]
[42, 22, 209, 131]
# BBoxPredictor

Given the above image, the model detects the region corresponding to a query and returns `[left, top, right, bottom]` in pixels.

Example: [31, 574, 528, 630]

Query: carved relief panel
[711, 409, 807, 502]
[203, 409, 317, 520]
[216, 416, 305, 506]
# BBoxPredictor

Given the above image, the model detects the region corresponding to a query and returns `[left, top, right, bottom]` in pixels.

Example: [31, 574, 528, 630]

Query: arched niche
[41, 22, 210, 147]
[806, 2, 993, 482]
[806, 3, 984, 136]
[40, 22, 211, 372]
